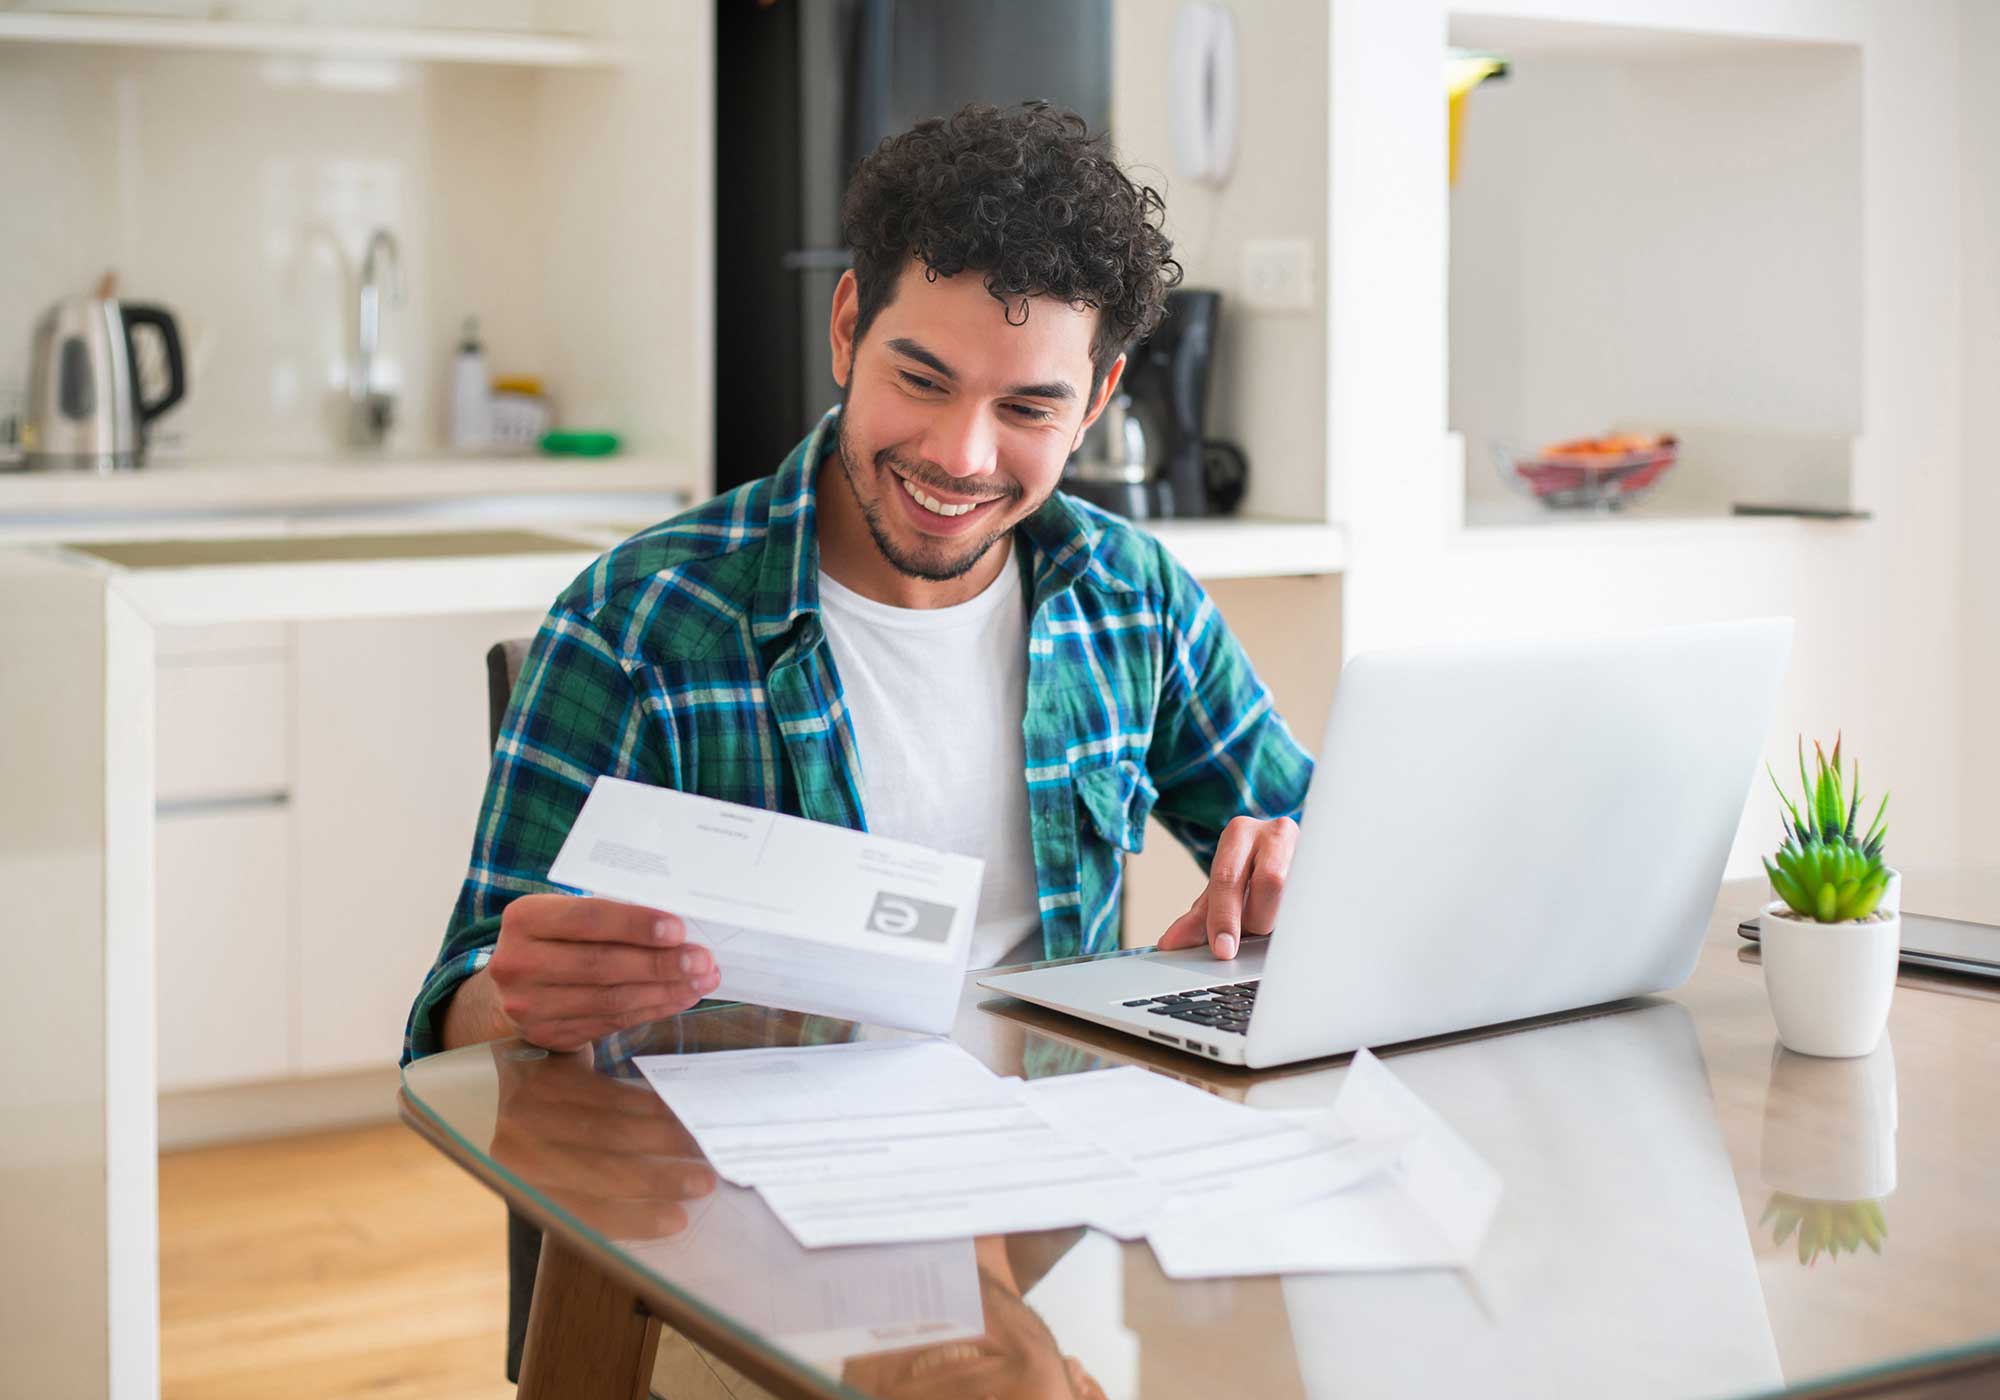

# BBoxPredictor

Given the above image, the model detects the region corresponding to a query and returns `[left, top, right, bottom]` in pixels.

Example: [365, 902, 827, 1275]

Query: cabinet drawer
[157, 657, 290, 804]
[156, 804, 292, 1092]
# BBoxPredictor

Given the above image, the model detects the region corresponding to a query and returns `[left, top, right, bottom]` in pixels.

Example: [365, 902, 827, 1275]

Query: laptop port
[1148, 1030, 1176, 1043]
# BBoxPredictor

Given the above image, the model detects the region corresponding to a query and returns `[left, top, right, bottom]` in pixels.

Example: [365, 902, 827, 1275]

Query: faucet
[350, 228, 403, 446]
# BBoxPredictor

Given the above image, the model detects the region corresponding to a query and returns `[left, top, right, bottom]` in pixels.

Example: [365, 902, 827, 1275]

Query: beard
[833, 407, 1037, 583]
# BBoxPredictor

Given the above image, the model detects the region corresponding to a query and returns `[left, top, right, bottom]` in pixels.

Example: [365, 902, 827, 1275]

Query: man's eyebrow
[886, 338, 957, 380]
[886, 336, 1076, 402]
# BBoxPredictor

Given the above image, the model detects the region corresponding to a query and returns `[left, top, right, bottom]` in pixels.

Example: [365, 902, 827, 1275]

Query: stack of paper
[633, 1039, 1502, 1278]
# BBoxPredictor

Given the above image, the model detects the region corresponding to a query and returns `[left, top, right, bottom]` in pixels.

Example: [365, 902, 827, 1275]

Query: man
[406, 102, 1313, 1062]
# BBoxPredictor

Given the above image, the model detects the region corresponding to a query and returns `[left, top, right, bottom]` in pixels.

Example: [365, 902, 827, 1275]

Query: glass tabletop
[400, 875, 2000, 1399]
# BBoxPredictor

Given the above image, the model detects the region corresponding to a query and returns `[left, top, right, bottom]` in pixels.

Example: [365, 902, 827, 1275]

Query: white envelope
[548, 776, 984, 1034]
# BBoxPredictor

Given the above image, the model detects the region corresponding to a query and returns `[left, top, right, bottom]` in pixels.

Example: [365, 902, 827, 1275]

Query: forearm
[439, 966, 515, 1050]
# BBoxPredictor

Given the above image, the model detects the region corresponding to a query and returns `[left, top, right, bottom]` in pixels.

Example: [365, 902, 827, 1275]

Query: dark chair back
[485, 639, 543, 1385]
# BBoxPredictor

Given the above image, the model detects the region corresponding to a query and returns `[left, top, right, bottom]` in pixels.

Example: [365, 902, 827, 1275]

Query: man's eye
[898, 372, 939, 392]
[1006, 403, 1054, 422]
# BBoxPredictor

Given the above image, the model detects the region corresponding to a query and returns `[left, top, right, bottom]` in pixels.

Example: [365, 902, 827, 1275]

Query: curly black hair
[840, 101, 1182, 397]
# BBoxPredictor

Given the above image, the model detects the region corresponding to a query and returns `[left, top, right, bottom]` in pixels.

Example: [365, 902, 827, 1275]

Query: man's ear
[828, 269, 860, 389]
[1074, 352, 1127, 444]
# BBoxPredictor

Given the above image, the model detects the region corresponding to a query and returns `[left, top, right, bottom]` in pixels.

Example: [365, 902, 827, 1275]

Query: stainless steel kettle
[1062, 391, 1174, 518]
[23, 296, 186, 470]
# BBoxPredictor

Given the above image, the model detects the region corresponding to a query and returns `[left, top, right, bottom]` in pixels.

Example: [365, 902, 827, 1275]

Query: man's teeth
[901, 477, 980, 517]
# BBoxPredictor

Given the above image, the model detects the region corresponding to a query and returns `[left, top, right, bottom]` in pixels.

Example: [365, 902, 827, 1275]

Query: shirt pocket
[1073, 759, 1159, 855]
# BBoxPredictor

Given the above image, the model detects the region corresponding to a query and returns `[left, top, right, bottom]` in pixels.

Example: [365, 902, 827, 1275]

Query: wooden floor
[159, 1122, 518, 1400]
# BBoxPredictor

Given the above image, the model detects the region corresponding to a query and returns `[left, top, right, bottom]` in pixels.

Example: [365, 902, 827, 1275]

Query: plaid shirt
[404, 407, 1313, 1061]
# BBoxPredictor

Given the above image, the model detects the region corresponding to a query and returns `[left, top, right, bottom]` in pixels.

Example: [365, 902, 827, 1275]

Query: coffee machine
[1064, 288, 1246, 519]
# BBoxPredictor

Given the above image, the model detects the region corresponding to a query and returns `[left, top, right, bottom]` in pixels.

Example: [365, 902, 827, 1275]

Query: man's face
[830, 260, 1122, 583]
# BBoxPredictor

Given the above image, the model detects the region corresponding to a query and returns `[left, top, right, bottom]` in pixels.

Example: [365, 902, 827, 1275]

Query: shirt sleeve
[1143, 554, 1315, 871]
[402, 604, 665, 1063]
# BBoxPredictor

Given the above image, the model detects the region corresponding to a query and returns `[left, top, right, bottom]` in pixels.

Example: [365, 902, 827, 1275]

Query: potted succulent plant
[1760, 735, 1898, 1058]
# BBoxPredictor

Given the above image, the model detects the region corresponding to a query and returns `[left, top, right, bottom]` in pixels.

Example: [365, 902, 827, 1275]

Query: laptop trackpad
[987, 940, 1268, 998]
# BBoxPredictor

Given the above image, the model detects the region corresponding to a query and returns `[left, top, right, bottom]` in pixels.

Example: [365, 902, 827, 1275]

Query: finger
[510, 893, 686, 947]
[1240, 818, 1298, 935]
[1156, 890, 1211, 950]
[516, 987, 713, 1051]
[1204, 817, 1262, 958]
[522, 939, 715, 989]
[504, 977, 708, 1029]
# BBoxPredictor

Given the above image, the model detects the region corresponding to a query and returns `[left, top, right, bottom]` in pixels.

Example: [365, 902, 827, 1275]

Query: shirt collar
[751, 406, 1099, 646]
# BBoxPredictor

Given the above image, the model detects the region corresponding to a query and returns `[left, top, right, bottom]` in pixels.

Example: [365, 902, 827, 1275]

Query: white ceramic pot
[1761, 896, 1900, 1058]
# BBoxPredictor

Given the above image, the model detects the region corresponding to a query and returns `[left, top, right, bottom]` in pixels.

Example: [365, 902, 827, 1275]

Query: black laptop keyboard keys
[1126, 979, 1259, 1034]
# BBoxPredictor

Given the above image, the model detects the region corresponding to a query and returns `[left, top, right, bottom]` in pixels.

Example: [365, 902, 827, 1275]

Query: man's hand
[1155, 815, 1299, 961]
[449, 894, 720, 1052]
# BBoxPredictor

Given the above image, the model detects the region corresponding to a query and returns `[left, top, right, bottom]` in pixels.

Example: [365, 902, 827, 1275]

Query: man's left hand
[1155, 815, 1299, 960]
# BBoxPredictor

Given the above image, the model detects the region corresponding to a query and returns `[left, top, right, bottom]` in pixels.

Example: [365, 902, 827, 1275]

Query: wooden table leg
[517, 1233, 662, 1400]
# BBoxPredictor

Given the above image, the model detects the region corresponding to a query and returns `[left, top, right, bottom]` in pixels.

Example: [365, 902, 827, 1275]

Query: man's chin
[868, 524, 1006, 583]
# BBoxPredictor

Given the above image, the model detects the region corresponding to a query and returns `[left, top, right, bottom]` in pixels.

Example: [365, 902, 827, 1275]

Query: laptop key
[1122, 999, 1155, 1006]
[1146, 1006, 1179, 1016]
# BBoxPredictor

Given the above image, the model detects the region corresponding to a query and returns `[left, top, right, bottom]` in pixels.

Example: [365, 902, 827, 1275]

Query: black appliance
[714, 0, 1113, 492]
[1065, 289, 1248, 519]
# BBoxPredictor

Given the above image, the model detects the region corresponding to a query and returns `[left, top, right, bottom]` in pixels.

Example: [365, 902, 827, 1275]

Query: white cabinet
[152, 608, 540, 1091]
[155, 804, 292, 1092]
[292, 608, 544, 1075]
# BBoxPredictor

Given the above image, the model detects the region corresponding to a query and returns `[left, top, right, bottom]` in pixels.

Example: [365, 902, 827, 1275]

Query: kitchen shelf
[1444, 0, 1864, 52]
[1140, 518, 1347, 580]
[0, 12, 620, 66]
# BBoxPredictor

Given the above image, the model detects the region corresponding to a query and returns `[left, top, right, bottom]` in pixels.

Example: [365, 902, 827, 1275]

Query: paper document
[549, 777, 984, 1033]
[1022, 1066, 1410, 1217]
[635, 1040, 1166, 1248]
[621, 1181, 986, 1366]
[1145, 1050, 1502, 1279]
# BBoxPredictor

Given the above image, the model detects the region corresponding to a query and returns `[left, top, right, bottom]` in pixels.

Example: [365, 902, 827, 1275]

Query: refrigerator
[714, 0, 1113, 492]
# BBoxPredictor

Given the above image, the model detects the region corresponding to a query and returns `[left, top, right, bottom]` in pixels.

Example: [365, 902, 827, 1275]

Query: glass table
[399, 875, 2000, 1399]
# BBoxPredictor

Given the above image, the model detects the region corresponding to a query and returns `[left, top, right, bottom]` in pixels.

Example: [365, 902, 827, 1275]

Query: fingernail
[1216, 934, 1237, 958]
[699, 969, 720, 991]
[654, 917, 681, 944]
[679, 949, 699, 975]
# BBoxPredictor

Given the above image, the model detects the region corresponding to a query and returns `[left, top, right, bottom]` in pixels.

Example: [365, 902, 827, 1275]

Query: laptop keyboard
[1120, 981, 1260, 1035]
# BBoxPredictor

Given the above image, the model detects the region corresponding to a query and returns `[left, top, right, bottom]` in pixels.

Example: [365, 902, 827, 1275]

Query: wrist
[439, 965, 515, 1050]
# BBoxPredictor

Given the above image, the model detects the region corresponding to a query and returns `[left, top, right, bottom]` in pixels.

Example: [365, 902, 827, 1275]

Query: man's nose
[921, 400, 999, 482]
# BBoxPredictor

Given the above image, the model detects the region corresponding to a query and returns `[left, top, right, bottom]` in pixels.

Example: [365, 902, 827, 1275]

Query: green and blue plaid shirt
[404, 408, 1313, 1061]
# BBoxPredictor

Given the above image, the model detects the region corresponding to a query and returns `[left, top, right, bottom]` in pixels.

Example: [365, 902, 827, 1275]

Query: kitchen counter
[0, 452, 693, 530]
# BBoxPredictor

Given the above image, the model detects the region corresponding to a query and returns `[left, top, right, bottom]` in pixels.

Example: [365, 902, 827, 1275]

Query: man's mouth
[897, 475, 994, 518]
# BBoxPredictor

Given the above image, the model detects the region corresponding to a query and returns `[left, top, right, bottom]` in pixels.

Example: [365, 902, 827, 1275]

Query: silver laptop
[979, 618, 1794, 1068]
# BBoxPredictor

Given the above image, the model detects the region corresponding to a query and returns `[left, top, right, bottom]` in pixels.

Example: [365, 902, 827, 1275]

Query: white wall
[1961, 2, 2000, 864]
[0, 3, 711, 473]
[1448, 40, 1864, 514]
[1332, 0, 1966, 880]
[1111, 0, 1332, 523]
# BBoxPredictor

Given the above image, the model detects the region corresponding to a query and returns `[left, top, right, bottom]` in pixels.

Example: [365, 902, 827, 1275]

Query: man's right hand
[446, 894, 720, 1052]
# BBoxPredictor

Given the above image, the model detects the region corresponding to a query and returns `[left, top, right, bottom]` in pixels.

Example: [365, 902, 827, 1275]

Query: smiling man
[407, 102, 1314, 1061]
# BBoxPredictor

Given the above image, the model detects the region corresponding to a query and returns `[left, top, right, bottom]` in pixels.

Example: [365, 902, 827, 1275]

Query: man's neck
[814, 458, 1013, 609]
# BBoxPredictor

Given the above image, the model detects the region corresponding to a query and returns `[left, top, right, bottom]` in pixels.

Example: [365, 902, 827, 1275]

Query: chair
[484, 638, 541, 1385]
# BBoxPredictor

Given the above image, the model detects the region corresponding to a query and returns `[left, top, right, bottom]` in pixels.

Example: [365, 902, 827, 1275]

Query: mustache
[876, 448, 1020, 503]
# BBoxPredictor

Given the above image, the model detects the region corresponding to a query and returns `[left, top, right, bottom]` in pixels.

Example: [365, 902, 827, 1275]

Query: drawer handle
[155, 791, 290, 818]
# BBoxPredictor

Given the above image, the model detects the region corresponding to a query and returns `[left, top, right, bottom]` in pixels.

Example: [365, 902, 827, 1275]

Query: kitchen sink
[67, 529, 592, 569]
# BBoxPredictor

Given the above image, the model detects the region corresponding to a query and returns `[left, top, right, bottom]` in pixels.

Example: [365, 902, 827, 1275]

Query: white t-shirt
[816, 556, 1043, 970]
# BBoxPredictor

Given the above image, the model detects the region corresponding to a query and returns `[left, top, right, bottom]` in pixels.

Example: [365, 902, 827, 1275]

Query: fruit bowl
[1495, 433, 1678, 511]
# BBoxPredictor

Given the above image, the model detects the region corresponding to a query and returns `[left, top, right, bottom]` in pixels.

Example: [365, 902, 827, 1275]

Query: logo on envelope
[865, 892, 957, 944]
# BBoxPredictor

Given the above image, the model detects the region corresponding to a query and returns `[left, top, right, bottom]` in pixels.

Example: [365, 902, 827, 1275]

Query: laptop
[979, 618, 1794, 1069]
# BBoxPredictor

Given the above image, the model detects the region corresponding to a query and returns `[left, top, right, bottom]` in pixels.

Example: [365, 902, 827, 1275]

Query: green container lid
[538, 430, 623, 457]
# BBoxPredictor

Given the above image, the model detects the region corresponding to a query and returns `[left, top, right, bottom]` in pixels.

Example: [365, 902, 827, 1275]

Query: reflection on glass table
[1760, 1038, 1899, 1270]
[1267, 1002, 1783, 1399]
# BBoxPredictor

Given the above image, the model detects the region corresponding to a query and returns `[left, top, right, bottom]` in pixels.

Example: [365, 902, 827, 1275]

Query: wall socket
[1240, 237, 1315, 312]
